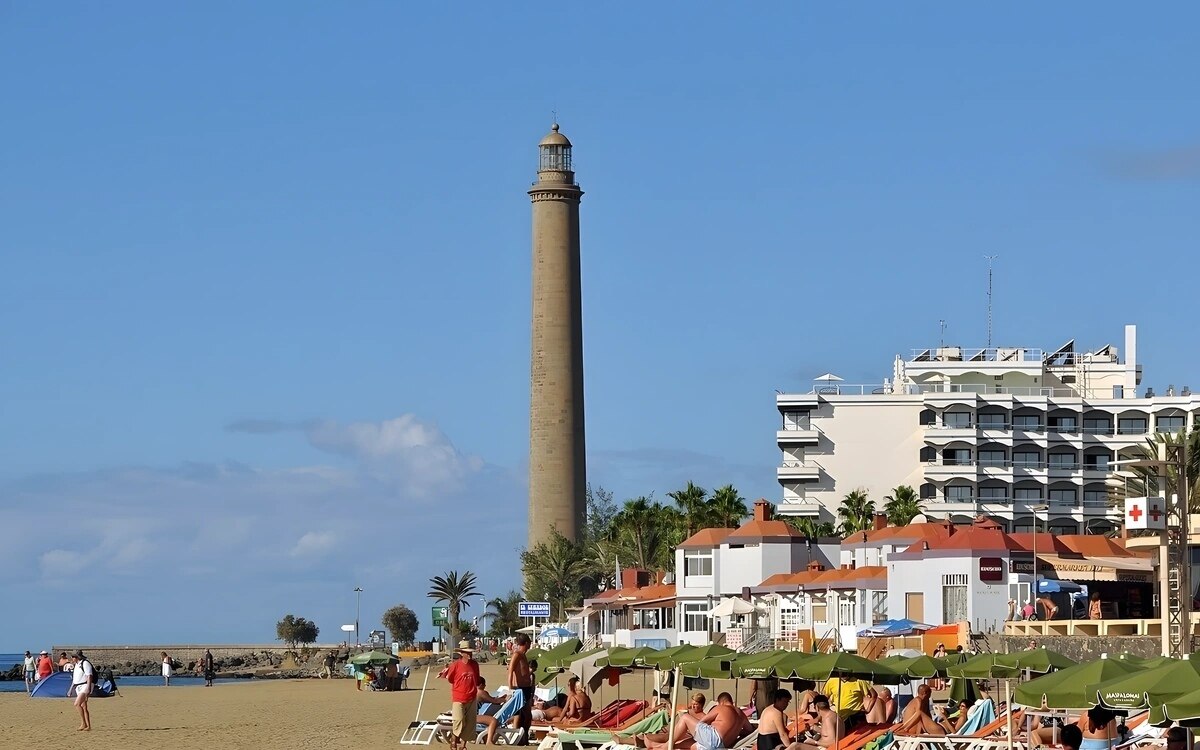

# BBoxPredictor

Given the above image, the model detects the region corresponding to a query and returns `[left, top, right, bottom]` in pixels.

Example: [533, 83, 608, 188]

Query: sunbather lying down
[641, 693, 752, 750]
[531, 694, 568, 722]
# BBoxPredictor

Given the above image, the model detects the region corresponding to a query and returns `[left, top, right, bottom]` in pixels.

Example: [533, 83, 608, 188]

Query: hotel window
[979, 486, 1008, 501]
[1084, 490, 1108, 504]
[1049, 416, 1078, 433]
[1119, 418, 1148, 435]
[978, 450, 1007, 467]
[944, 448, 972, 465]
[943, 412, 972, 428]
[1048, 453, 1077, 469]
[1084, 454, 1110, 471]
[1157, 416, 1186, 433]
[946, 485, 973, 501]
[783, 412, 810, 430]
[1013, 451, 1041, 468]
[1014, 488, 1043, 500]
[684, 551, 713, 577]
[1013, 415, 1042, 431]
[1049, 488, 1077, 505]
[682, 603, 709, 633]
[978, 413, 1007, 429]
[1084, 418, 1112, 435]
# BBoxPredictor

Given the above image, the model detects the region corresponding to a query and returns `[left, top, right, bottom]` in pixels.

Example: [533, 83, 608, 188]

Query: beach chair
[893, 708, 1023, 750]
[509, 698, 646, 745]
[533, 709, 672, 750]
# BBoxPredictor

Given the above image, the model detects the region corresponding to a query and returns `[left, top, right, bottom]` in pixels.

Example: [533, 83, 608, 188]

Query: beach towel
[495, 689, 527, 726]
[952, 699, 996, 736]
[620, 710, 669, 736]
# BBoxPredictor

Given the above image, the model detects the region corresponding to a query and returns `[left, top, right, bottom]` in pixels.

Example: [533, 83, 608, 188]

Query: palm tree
[485, 591, 523, 638]
[521, 531, 591, 619]
[708, 485, 750, 528]
[667, 481, 709, 535]
[837, 489, 875, 534]
[784, 516, 838, 539]
[428, 570, 480, 648]
[883, 485, 923, 526]
[609, 497, 661, 569]
[1110, 429, 1200, 515]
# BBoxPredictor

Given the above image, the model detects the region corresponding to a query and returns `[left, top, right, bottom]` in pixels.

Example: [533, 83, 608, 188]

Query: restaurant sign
[979, 557, 1005, 583]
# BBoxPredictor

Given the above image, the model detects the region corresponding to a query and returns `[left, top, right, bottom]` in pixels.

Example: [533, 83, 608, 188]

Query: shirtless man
[641, 693, 708, 749]
[787, 695, 844, 750]
[756, 690, 794, 750]
[476, 677, 507, 745]
[707, 692, 754, 748]
[560, 676, 593, 722]
[897, 685, 945, 736]
[507, 634, 534, 745]
[864, 687, 895, 725]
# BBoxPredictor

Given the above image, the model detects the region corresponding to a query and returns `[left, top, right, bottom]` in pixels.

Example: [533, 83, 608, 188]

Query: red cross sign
[1125, 496, 1166, 530]
[1128, 504, 1142, 522]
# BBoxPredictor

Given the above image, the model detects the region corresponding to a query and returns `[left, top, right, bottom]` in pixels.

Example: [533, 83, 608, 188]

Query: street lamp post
[1029, 504, 1049, 617]
[354, 587, 364, 647]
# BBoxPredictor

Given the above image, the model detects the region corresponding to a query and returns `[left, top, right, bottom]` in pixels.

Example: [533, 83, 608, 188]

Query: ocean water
[0, 653, 247, 692]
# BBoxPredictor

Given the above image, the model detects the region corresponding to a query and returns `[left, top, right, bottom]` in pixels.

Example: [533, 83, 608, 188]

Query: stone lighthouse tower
[528, 123, 586, 548]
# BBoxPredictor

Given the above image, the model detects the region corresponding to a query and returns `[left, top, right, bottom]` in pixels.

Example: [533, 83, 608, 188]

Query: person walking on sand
[68, 650, 94, 731]
[202, 649, 215, 687]
[321, 651, 335, 679]
[23, 651, 36, 693]
[508, 633, 534, 746]
[443, 641, 481, 750]
[36, 650, 54, 682]
[161, 651, 173, 686]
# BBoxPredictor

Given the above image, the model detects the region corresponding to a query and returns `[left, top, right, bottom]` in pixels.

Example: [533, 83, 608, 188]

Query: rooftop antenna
[939, 319, 947, 349]
[984, 255, 998, 347]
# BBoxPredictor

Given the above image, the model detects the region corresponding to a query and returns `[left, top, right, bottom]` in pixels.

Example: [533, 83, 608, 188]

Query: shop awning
[1037, 554, 1153, 582]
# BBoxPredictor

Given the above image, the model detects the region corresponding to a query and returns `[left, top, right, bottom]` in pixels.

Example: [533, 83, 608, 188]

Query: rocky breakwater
[45, 645, 350, 680]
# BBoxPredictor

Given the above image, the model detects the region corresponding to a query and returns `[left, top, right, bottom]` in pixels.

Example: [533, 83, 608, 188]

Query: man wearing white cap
[442, 640, 480, 750]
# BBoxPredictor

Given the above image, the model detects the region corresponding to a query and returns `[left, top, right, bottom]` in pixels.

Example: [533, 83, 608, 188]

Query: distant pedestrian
[1089, 592, 1103, 620]
[68, 650, 94, 731]
[161, 652, 173, 686]
[202, 649, 215, 687]
[59, 652, 72, 672]
[23, 651, 36, 693]
[36, 651, 53, 681]
[322, 651, 335, 679]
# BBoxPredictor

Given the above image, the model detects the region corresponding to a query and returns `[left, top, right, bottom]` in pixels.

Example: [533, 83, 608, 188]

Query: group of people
[1011, 592, 1104, 621]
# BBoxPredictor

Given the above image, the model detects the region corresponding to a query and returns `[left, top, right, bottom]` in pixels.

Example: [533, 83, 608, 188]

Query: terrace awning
[1037, 554, 1153, 582]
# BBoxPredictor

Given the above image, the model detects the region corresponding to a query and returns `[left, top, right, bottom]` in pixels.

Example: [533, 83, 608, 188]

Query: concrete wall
[997, 634, 1160, 660]
[51, 644, 334, 666]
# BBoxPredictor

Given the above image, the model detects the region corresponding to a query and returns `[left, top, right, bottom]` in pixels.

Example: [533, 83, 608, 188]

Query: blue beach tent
[29, 671, 115, 698]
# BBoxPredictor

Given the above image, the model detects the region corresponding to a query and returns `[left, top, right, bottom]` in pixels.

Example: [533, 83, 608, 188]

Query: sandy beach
[0, 663, 511, 750]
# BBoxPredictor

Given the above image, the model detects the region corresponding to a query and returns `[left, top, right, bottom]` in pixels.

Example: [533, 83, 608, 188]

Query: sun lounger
[893, 709, 1023, 750]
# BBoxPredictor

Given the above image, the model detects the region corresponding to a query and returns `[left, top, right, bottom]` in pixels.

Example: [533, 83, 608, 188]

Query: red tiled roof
[586, 583, 676, 609]
[804, 566, 887, 590]
[757, 570, 827, 589]
[727, 519, 805, 543]
[902, 527, 1015, 554]
[679, 528, 736, 549]
[841, 521, 954, 546]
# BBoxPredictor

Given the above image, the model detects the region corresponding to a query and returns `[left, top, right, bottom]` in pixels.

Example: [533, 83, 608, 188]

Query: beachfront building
[776, 324, 1199, 532]
[673, 500, 839, 647]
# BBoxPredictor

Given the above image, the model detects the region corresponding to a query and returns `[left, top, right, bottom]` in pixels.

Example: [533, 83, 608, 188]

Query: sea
[0, 652, 243, 693]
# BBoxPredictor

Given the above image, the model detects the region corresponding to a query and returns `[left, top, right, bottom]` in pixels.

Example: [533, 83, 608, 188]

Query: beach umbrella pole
[414, 666, 432, 722]
[1006, 679, 1013, 750]
[667, 667, 680, 750]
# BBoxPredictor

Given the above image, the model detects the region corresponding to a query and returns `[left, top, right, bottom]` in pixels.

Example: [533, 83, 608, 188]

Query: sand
[0, 663, 508, 750]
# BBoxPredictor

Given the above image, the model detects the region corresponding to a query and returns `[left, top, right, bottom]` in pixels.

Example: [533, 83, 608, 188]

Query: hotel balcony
[777, 497, 822, 517]
[776, 428, 820, 446]
[923, 459, 978, 480]
[777, 460, 821, 482]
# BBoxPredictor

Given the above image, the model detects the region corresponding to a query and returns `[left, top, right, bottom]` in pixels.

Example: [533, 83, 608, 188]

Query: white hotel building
[776, 325, 1198, 533]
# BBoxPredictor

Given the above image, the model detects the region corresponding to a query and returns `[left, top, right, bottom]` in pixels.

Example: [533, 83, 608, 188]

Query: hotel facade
[775, 324, 1199, 533]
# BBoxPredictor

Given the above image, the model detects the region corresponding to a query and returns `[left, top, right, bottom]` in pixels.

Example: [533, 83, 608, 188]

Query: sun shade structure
[1013, 654, 1139, 709]
[709, 597, 756, 617]
[349, 650, 399, 666]
[1095, 656, 1200, 724]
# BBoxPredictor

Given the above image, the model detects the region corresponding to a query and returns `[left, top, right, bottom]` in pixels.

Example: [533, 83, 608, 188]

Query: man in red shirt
[443, 640, 481, 750]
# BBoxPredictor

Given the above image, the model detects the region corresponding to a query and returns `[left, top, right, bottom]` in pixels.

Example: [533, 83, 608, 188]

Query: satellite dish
[911, 514, 929, 524]
[341, 624, 356, 632]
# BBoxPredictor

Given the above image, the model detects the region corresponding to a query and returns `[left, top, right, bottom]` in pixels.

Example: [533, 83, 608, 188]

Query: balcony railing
[910, 347, 1045, 362]
[924, 458, 1111, 472]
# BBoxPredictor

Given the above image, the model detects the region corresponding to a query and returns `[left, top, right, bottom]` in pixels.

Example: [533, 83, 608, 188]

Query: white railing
[925, 459, 1111, 471]
[910, 347, 1045, 362]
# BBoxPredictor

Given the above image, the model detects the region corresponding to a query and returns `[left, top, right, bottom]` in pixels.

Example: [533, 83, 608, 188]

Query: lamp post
[354, 587, 363, 647]
[1029, 504, 1049, 615]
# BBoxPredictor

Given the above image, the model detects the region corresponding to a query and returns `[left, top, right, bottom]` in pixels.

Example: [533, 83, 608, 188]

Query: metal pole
[354, 587, 364, 647]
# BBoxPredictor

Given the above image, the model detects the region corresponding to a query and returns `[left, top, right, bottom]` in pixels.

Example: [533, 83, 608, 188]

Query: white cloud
[39, 549, 88, 578]
[291, 531, 336, 558]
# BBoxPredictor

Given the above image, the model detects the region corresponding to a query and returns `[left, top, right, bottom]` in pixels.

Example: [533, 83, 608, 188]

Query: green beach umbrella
[1095, 657, 1200, 722]
[348, 650, 399, 666]
[1160, 686, 1200, 727]
[994, 648, 1076, 674]
[649, 644, 735, 670]
[1014, 655, 1139, 709]
[880, 655, 951, 679]
[790, 652, 905, 684]
[534, 646, 603, 685]
[597, 645, 657, 668]
[947, 653, 1018, 680]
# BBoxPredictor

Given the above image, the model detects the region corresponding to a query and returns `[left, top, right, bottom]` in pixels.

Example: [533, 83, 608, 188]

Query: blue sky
[2, 3, 1198, 648]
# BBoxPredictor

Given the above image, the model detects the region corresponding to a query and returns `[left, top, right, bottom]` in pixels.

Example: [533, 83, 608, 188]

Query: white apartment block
[776, 325, 1199, 533]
